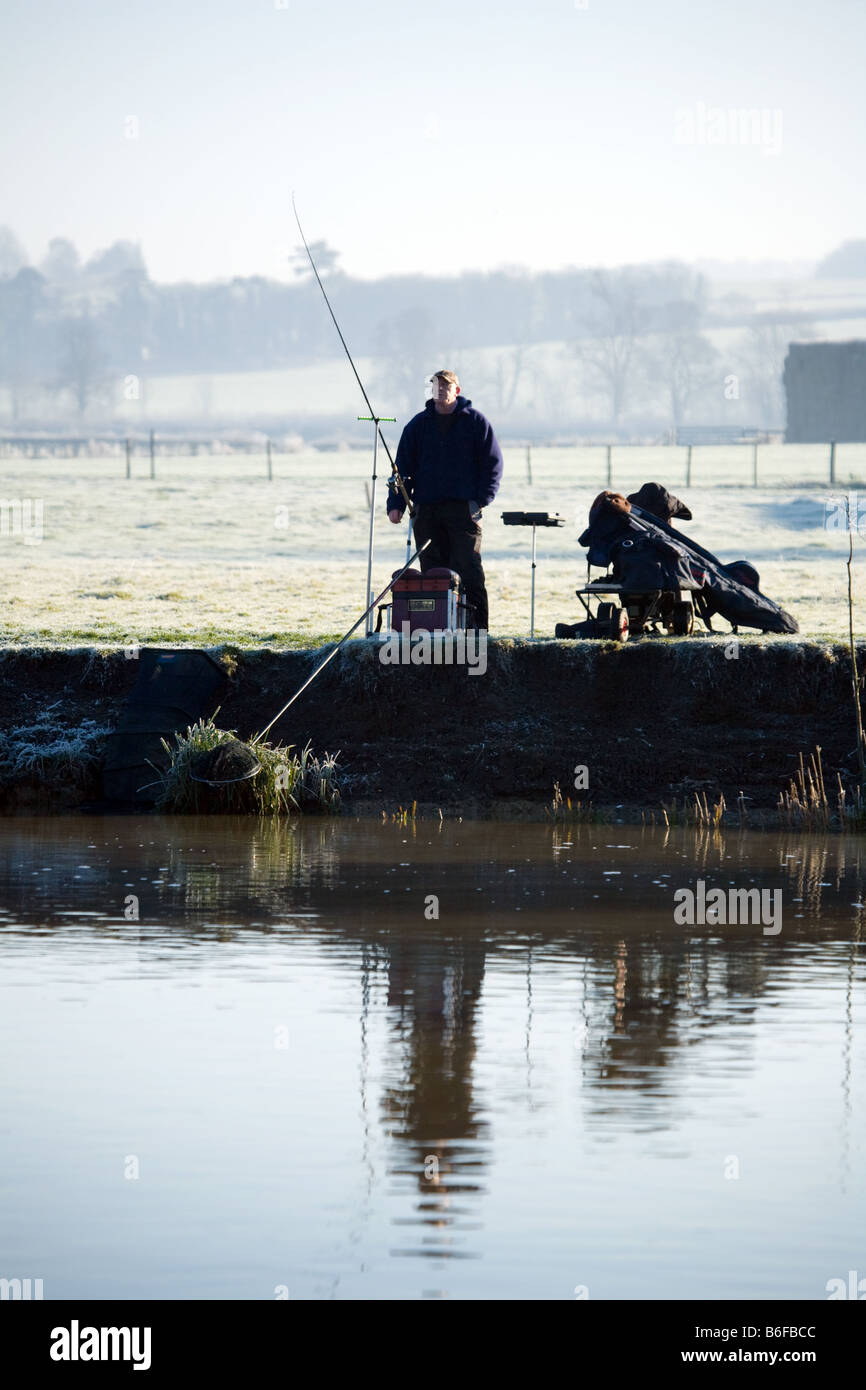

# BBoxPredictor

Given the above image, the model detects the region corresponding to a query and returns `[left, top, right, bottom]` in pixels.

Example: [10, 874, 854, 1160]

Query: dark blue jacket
[386, 396, 504, 516]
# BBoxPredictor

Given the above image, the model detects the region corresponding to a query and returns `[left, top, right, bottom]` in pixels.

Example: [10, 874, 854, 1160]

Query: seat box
[390, 567, 464, 631]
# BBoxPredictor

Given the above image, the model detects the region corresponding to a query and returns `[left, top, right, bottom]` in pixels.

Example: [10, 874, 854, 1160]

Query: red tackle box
[388, 567, 466, 632]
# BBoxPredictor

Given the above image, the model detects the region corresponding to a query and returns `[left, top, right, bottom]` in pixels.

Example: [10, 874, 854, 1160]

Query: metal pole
[359, 414, 396, 637]
[530, 524, 537, 639]
[125, 438, 131, 480]
[149, 428, 155, 479]
[686, 443, 692, 488]
[365, 427, 379, 636]
[526, 444, 533, 485]
[405, 512, 413, 567]
[255, 539, 431, 743]
[606, 443, 612, 487]
[830, 440, 837, 486]
[266, 438, 273, 481]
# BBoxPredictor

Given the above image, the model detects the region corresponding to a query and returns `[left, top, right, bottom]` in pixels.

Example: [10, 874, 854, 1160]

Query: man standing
[387, 370, 503, 629]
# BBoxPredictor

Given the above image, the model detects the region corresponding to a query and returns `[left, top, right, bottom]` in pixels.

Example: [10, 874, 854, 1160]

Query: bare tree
[39, 237, 81, 285]
[741, 311, 817, 428]
[84, 240, 147, 281]
[477, 343, 528, 418]
[475, 273, 550, 419]
[641, 300, 719, 430]
[288, 239, 341, 280]
[0, 267, 46, 420]
[573, 269, 646, 428]
[374, 307, 439, 418]
[0, 226, 28, 279]
[56, 313, 110, 418]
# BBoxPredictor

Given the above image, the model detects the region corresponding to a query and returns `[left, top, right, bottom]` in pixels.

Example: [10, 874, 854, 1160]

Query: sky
[1, 0, 864, 283]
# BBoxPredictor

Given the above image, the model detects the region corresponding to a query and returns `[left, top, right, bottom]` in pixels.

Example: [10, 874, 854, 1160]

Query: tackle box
[386, 566, 466, 632]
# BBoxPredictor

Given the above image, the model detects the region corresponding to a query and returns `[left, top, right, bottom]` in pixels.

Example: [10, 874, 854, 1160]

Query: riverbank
[0, 637, 862, 821]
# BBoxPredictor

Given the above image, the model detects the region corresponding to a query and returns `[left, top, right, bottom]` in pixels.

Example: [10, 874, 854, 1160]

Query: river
[0, 816, 863, 1300]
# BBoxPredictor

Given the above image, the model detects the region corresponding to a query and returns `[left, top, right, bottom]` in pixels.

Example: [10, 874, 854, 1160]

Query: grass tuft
[547, 780, 607, 823]
[153, 716, 340, 815]
[0, 706, 109, 787]
[777, 747, 831, 830]
[776, 746, 866, 831]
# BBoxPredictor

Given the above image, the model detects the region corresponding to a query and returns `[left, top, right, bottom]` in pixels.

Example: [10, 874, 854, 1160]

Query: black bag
[612, 533, 701, 592]
[579, 488, 798, 634]
[627, 482, 692, 522]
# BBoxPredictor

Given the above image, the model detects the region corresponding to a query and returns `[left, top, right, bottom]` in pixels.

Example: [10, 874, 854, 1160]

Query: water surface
[1, 816, 863, 1300]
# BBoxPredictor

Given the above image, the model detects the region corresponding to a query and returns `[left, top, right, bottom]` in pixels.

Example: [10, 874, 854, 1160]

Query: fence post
[606, 443, 612, 487]
[149, 428, 155, 479]
[267, 438, 273, 481]
[752, 441, 758, 487]
[125, 438, 131, 480]
[830, 440, 836, 485]
[526, 444, 533, 485]
[686, 443, 692, 487]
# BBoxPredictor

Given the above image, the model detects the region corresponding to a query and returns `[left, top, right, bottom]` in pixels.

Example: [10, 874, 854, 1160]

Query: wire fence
[1, 435, 864, 491]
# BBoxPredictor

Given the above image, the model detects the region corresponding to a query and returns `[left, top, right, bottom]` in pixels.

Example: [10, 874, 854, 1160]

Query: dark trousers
[412, 499, 488, 629]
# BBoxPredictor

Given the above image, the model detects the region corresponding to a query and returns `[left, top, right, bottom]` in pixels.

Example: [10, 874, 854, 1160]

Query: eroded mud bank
[0, 638, 860, 819]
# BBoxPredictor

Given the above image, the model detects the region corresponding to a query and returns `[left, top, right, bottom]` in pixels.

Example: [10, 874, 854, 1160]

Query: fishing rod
[182, 540, 433, 788]
[254, 538, 431, 744]
[292, 194, 413, 518]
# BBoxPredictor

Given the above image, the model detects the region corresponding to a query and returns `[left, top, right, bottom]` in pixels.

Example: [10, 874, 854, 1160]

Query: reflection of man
[386, 370, 503, 630]
[381, 932, 488, 1199]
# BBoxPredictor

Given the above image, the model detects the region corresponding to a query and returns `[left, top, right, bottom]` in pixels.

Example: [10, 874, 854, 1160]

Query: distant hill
[815, 241, 866, 279]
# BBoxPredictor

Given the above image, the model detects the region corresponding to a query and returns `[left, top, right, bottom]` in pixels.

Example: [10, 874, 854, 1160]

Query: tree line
[0, 225, 822, 431]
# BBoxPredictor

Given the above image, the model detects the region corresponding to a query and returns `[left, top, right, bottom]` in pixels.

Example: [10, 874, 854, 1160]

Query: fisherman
[386, 370, 503, 629]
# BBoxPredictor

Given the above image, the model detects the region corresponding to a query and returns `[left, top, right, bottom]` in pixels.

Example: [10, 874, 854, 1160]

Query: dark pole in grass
[125, 438, 131, 479]
[526, 445, 533, 485]
[846, 498, 866, 789]
[606, 444, 612, 487]
[149, 428, 155, 480]
[686, 443, 693, 488]
[359, 413, 396, 636]
[266, 438, 273, 481]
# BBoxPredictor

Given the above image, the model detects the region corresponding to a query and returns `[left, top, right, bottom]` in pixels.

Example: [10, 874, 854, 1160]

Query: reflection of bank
[379, 931, 490, 1261]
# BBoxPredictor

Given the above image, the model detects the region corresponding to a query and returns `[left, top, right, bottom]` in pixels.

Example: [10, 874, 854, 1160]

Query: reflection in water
[382, 929, 489, 1260]
[0, 817, 864, 1296]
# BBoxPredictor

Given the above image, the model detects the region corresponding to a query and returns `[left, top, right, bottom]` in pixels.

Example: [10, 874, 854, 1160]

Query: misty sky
[1, 0, 864, 283]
